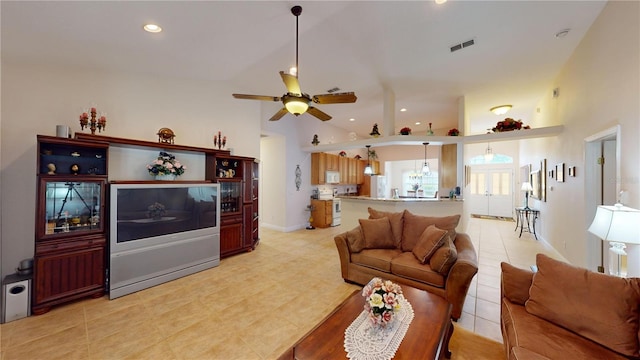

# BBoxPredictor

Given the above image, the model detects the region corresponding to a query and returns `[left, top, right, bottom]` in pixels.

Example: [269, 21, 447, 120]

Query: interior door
[468, 167, 514, 217]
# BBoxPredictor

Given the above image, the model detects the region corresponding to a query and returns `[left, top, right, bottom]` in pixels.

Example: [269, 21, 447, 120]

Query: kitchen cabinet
[339, 157, 349, 184]
[441, 144, 457, 189]
[326, 153, 339, 171]
[33, 135, 108, 314]
[312, 152, 364, 185]
[310, 199, 332, 228]
[311, 152, 326, 185]
[348, 158, 358, 184]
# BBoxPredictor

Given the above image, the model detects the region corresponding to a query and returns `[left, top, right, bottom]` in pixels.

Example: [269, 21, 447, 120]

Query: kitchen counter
[338, 196, 465, 231]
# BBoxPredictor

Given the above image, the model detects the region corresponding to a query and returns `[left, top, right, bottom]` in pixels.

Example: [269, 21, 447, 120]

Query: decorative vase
[155, 174, 176, 181]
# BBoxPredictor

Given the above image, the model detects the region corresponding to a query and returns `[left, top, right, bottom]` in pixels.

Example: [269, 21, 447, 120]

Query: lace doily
[344, 295, 414, 360]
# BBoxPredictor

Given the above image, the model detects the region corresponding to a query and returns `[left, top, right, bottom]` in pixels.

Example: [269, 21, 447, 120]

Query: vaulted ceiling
[1, 1, 606, 138]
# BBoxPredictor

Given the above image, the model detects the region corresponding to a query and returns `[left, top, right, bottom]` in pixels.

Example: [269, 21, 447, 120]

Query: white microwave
[326, 171, 340, 184]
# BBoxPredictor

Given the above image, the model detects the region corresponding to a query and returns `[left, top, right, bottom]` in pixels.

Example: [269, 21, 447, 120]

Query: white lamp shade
[364, 165, 373, 175]
[521, 182, 533, 191]
[588, 205, 640, 244]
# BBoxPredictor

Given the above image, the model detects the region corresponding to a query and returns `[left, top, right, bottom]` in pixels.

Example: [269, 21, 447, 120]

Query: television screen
[112, 183, 218, 243]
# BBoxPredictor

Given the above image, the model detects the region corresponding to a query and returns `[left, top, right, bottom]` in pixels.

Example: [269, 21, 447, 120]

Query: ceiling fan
[232, 5, 357, 122]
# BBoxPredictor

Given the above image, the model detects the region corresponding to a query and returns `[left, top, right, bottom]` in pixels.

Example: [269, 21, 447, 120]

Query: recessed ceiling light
[435, 0, 447, 4]
[349, 118, 355, 122]
[415, 122, 421, 125]
[143, 24, 162, 33]
[555, 29, 570, 39]
[400, 108, 407, 112]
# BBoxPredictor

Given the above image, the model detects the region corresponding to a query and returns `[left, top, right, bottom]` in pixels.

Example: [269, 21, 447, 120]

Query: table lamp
[521, 182, 533, 209]
[588, 204, 640, 277]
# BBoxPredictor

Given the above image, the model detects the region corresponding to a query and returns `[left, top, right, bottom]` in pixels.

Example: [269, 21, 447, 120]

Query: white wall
[0, 62, 261, 277]
[521, 0, 639, 268]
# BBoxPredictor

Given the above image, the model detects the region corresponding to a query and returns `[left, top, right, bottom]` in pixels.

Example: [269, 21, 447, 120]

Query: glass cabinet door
[218, 179, 241, 214]
[39, 178, 105, 238]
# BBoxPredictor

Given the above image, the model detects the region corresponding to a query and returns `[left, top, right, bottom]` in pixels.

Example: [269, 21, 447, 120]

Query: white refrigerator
[369, 175, 387, 198]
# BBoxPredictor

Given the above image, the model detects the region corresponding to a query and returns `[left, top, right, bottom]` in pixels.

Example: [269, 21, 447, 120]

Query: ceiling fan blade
[269, 108, 289, 121]
[312, 92, 357, 104]
[279, 71, 302, 96]
[307, 106, 332, 121]
[233, 94, 280, 102]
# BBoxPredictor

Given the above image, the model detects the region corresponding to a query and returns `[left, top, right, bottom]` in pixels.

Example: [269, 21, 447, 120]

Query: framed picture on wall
[556, 163, 565, 182]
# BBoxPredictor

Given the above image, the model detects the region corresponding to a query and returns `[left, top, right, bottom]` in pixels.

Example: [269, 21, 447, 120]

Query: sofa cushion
[345, 226, 365, 253]
[401, 211, 460, 252]
[412, 225, 447, 263]
[502, 298, 629, 360]
[429, 235, 458, 275]
[359, 217, 395, 249]
[351, 249, 402, 273]
[525, 254, 640, 357]
[501, 262, 534, 305]
[390, 252, 445, 288]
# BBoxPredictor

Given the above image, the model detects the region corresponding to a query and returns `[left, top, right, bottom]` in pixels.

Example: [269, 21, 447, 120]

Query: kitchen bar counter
[338, 196, 465, 231]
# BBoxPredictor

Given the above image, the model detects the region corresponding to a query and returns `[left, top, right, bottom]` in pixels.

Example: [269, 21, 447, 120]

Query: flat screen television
[109, 182, 220, 299]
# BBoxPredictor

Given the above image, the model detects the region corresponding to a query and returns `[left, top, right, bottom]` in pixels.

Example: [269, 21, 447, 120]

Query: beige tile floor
[0, 217, 564, 359]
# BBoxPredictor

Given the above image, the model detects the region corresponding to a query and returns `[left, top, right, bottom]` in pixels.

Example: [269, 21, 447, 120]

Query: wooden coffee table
[279, 284, 453, 360]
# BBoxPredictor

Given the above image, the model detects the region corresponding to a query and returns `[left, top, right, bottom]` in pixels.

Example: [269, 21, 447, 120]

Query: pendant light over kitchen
[421, 142, 430, 175]
[364, 145, 373, 175]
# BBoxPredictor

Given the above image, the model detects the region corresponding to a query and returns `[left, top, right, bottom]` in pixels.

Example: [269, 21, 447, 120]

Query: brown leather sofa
[501, 254, 640, 360]
[334, 208, 478, 320]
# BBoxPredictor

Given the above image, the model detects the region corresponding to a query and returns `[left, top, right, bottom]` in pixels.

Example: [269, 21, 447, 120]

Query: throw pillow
[412, 225, 448, 264]
[429, 235, 457, 275]
[401, 211, 460, 252]
[500, 262, 534, 305]
[367, 207, 404, 248]
[345, 226, 365, 253]
[525, 254, 640, 357]
[359, 217, 395, 249]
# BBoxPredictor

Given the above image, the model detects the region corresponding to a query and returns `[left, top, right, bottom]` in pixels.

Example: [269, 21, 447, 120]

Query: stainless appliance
[331, 198, 341, 226]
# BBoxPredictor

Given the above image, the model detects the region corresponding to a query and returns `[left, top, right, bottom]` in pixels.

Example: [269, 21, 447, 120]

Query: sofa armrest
[445, 233, 478, 320]
[334, 232, 352, 279]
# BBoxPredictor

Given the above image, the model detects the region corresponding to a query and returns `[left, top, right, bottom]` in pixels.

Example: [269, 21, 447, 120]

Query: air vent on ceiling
[326, 87, 340, 93]
[450, 38, 475, 53]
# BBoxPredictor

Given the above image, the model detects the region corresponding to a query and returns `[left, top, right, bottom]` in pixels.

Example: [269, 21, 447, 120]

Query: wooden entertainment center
[33, 134, 259, 313]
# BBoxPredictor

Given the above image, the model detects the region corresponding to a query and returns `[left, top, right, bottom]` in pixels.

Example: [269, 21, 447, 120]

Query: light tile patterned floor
[0, 217, 563, 359]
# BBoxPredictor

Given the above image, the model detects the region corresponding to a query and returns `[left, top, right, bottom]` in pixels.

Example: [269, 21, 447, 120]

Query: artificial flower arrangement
[362, 277, 403, 327]
[147, 151, 186, 176]
[447, 128, 460, 136]
[147, 202, 166, 219]
[354, 154, 362, 159]
[339, 151, 347, 157]
[399, 127, 412, 135]
[492, 118, 531, 132]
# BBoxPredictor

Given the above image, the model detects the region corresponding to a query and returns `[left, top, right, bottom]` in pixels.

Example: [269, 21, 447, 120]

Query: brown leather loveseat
[334, 208, 478, 320]
[501, 254, 640, 360]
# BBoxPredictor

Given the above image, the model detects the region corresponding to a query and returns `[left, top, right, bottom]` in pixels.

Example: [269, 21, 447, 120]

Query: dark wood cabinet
[207, 155, 259, 258]
[33, 135, 108, 314]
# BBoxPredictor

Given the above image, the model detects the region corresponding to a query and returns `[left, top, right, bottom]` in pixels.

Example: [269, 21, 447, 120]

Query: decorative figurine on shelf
[400, 127, 411, 135]
[339, 151, 347, 157]
[70, 164, 80, 175]
[213, 131, 226, 149]
[370, 123, 381, 137]
[311, 134, 320, 146]
[157, 128, 176, 144]
[79, 107, 106, 135]
[426, 122, 434, 136]
[47, 163, 56, 175]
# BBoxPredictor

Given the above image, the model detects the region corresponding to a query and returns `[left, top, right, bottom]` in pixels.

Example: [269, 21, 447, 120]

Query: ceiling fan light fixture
[490, 104, 512, 115]
[284, 96, 309, 115]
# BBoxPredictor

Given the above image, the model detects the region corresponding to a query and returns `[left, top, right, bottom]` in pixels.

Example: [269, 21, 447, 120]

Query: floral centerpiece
[147, 202, 166, 220]
[447, 128, 460, 136]
[339, 151, 347, 157]
[399, 127, 412, 135]
[147, 151, 186, 178]
[362, 277, 403, 327]
[492, 118, 531, 132]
